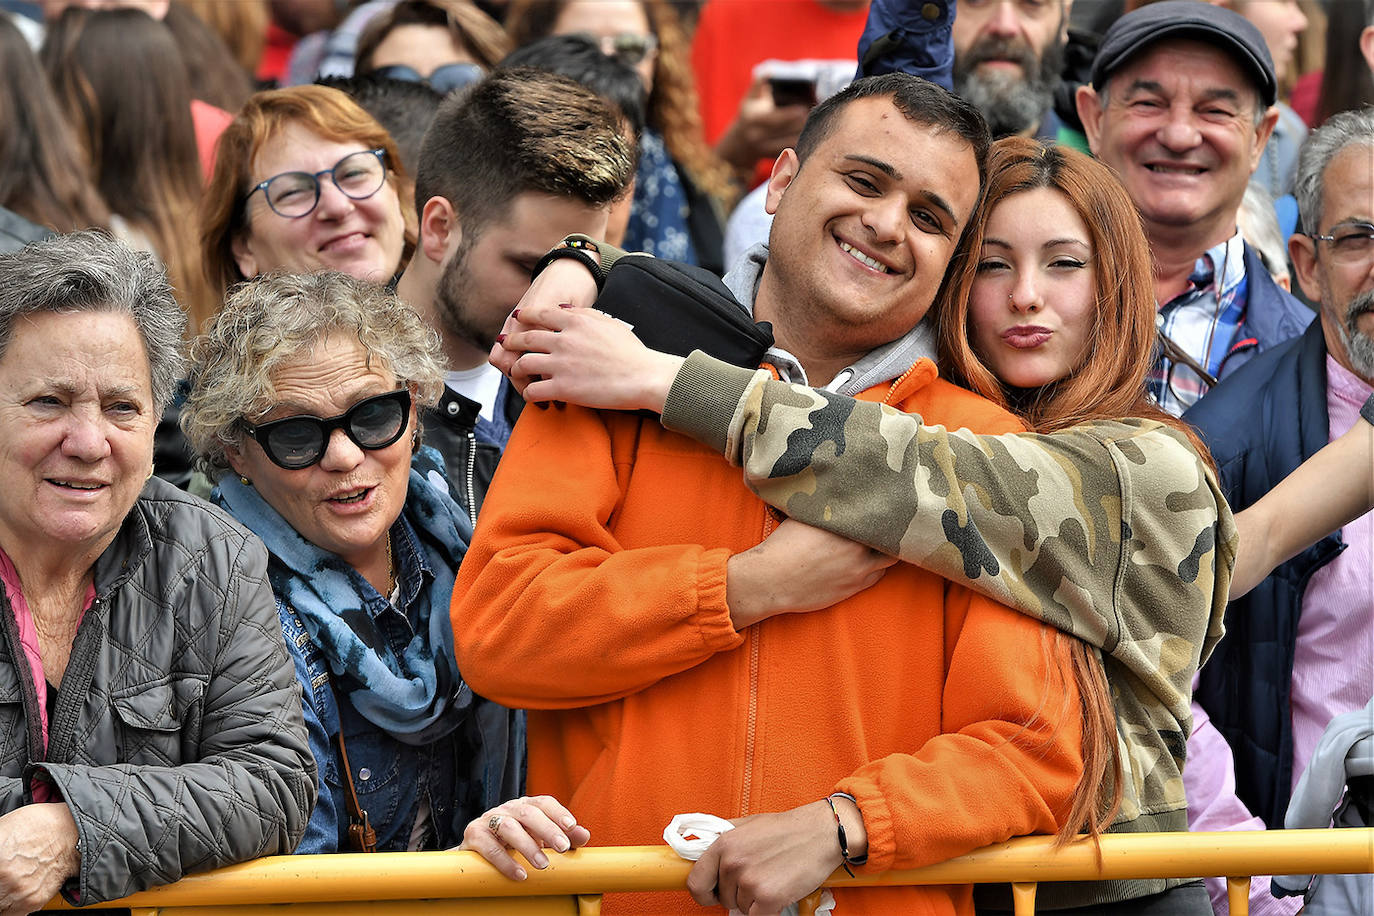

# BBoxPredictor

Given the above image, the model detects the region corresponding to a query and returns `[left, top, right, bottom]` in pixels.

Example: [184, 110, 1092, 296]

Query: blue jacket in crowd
[1207, 243, 1315, 384]
[1185, 319, 1346, 828]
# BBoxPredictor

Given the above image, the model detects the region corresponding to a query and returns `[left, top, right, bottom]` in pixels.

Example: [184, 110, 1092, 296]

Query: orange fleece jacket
[452, 358, 1084, 915]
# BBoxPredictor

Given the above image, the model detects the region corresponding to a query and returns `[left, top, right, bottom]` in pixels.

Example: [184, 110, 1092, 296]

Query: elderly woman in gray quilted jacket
[0, 232, 314, 913]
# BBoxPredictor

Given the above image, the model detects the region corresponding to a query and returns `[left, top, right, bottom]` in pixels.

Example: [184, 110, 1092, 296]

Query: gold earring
[239, 476, 251, 486]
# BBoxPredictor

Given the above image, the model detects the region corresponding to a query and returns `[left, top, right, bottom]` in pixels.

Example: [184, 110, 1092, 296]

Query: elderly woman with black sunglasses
[181, 271, 587, 868]
[200, 86, 413, 311]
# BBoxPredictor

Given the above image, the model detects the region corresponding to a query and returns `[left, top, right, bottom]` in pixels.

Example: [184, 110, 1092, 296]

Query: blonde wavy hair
[182, 271, 445, 478]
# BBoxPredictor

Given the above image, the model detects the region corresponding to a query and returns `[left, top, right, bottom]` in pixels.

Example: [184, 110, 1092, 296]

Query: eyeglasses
[245, 149, 388, 219]
[369, 62, 485, 94]
[577, 31, 658, 65]
[244, 389, 411, 470]
[1306, 221, 1374, 266]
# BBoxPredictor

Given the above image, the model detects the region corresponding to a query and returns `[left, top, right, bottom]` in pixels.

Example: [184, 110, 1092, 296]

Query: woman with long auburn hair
[42, 7, 215, 332]
[937, 139, 1187, 440]
[0, 14, 110, 235]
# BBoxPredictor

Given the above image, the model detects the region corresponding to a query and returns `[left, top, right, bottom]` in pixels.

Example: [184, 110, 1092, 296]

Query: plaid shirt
[1149, 231, 1250, 416]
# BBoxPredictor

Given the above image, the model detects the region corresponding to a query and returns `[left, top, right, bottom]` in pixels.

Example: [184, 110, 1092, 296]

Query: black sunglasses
[244, 389, 412, 470]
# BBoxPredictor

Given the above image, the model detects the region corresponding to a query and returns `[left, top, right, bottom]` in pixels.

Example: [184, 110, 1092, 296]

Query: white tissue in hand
[662, 812, 837, 915]
[664, 812, 736, 860]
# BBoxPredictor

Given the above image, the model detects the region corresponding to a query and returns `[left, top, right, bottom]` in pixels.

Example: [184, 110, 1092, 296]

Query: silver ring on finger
[488, 813, 504, 835]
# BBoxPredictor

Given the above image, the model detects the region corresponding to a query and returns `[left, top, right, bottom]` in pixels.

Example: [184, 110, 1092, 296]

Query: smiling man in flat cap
[1075, 0, 1313, 416]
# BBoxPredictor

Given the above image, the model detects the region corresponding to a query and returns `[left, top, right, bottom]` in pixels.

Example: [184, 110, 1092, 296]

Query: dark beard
[433, 232, 498, 355]
[1342, 288, 1374, 378]
[953, 36, 1064, 139]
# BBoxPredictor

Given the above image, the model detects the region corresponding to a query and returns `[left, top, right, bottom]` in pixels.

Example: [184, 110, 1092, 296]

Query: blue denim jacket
[277, 511, 524, 853]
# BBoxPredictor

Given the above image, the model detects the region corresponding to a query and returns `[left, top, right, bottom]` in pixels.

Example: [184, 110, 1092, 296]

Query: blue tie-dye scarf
[218, 454, 473, 745]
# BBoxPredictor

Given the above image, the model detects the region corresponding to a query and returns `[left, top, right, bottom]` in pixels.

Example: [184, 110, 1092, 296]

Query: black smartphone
[769, 76, 817, 109]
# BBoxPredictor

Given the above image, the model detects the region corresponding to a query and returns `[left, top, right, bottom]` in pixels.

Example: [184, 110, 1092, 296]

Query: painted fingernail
[554, 835, 570, 852]
[558, 302, 573, 309]
[515, 867, 528, 881]
[534, 401, 548, 410]
[512, 309, 521, 320]
[496, 334, 506, 343]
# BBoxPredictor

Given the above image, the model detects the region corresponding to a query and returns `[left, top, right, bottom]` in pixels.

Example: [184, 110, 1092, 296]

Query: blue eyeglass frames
[244, 148, 388, 219]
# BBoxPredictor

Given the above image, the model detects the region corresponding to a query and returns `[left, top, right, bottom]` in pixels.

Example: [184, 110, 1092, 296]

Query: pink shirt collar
[0, 549, 95, 801]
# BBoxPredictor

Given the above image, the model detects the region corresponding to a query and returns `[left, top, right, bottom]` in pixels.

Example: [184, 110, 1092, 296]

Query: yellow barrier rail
[41, 828, 1374, 916]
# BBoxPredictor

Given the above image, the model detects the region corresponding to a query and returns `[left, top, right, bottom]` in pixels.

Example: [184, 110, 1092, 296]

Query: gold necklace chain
[385, 533, 395, 599]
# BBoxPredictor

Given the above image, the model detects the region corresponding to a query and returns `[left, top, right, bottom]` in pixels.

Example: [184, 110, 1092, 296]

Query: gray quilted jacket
[0, 477, 315, 904]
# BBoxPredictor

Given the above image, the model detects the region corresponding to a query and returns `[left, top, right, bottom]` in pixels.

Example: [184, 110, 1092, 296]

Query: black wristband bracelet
[1361, 392, 1374, 427]
[825, 792, 867, 877]
[531, 244, 604, 289]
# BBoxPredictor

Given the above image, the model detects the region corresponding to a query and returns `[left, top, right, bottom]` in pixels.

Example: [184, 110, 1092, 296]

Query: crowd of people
[0, 1, 1370, 915]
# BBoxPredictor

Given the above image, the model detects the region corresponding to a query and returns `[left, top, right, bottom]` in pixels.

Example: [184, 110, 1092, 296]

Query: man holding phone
[692, 0, 870, 184]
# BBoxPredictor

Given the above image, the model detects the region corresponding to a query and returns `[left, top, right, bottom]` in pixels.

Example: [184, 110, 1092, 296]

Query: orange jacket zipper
[740, 508, 776, 816]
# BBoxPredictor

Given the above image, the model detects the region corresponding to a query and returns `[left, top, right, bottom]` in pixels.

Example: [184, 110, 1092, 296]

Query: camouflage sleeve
[662, 351, 1234, 672]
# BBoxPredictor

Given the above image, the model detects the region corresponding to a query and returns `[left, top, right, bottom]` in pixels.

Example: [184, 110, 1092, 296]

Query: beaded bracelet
[825, 791, 867, 877]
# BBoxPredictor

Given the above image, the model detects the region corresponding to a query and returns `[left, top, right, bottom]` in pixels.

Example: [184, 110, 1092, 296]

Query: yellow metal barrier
[40, 829, 1374, 915]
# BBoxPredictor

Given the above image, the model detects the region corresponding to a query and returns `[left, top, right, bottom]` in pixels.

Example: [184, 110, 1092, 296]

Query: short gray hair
[1294, 106, 1374, 235]
[0, 230, 187, 411]
[182, 271, 446, 478]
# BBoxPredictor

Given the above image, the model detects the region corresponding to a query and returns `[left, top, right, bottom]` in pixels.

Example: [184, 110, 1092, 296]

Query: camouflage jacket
[662, 352, 1237, 845]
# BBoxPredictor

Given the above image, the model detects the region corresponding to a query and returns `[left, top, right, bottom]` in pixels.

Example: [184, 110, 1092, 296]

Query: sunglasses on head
[370, 62, 486, 94]
[576, 31, 658, 65]
[244, 388, 412, 470]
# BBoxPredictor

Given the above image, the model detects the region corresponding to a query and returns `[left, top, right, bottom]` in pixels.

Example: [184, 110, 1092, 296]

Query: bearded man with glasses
[1182, 107, 1374, 916]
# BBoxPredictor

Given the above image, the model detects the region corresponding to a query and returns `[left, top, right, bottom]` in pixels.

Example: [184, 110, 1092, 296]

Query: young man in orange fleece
[451, 74, 1085, 915]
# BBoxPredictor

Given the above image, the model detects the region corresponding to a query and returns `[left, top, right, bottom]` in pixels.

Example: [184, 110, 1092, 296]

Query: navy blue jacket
[1184, 320, 1345, 827]
[1212, 243, 1315, 382]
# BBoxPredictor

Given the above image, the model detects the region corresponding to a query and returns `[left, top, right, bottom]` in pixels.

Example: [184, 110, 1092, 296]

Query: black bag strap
[597, 257, 774, 368]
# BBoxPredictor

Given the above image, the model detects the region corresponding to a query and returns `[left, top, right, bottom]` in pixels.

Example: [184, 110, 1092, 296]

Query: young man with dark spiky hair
[395, 68, 636, 519]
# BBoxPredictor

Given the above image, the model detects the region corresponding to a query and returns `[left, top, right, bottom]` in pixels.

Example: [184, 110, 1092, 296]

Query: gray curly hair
[182, 271, 445, 478]
[0, 230, 186, 411]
